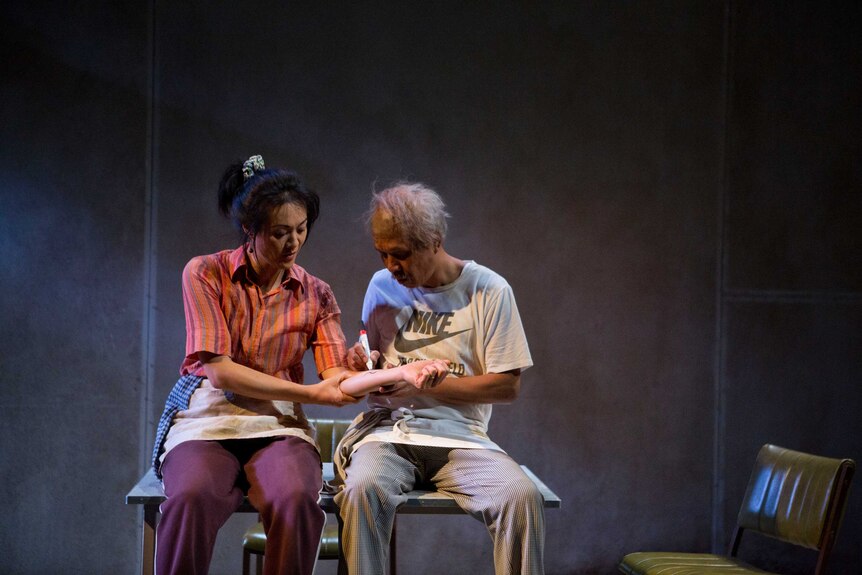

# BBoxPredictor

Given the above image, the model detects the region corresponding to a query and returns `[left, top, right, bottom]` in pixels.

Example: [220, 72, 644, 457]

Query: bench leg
[336, 514, 348, 575]
[390, 516, 397, 575]
[142, 504, 157, 575]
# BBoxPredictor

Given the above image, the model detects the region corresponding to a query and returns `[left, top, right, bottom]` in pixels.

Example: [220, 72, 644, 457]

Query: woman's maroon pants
[157, 435, 324, 575]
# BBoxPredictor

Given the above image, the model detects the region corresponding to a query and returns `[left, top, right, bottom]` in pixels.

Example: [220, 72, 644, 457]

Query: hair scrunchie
[242, 155, 265, 180]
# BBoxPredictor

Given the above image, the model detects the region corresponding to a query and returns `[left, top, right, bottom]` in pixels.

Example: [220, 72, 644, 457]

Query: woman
[151, 155, 448, 575]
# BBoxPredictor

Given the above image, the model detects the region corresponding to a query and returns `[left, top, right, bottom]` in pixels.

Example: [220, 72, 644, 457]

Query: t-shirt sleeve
[482, 283, 533, 374]
[182, 256, 232, 362]
[360, 278, 378, 348]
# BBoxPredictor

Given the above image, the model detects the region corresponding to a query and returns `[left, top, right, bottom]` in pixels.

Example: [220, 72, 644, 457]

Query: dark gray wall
[1, 2, 150, 573]
[716, 2, 862, 572]
[0, 2, 859, 574]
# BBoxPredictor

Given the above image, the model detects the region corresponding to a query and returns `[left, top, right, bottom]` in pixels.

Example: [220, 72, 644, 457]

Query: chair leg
[242, 548, 250, 575]
[256, 554, 263, 575]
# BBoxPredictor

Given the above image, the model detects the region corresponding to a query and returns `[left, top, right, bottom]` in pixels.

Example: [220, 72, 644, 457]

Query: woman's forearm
[200, 354, 323, 402]
[201, 354, 355, 406]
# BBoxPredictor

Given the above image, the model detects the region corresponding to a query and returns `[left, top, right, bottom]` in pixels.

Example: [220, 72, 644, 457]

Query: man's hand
[371, 359, 450, 398]
[400, 359, 450, 389]
[346, 341, 381, 371]
[340, 359, 449, 397]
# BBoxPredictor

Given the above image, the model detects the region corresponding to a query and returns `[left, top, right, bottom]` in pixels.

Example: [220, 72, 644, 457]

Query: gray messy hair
[366, 182, 450, 250]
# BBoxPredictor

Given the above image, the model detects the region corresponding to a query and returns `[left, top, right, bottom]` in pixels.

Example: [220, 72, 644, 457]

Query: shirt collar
[228, 245, 304, 293]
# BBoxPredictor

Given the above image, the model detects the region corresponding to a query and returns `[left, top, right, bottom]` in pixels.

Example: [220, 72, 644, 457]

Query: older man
[335, 182, 544, 575]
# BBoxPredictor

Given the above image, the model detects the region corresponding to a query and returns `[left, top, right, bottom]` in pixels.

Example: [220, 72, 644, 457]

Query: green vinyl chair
[242, 418, 351, 575]
[618, 444, 855, 575]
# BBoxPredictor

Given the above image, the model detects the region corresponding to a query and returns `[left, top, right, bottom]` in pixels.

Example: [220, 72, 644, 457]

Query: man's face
[371, 211, 438, 289]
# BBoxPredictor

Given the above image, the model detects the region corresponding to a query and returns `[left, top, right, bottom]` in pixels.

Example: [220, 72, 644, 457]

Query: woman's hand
[307, 372, 361, 406]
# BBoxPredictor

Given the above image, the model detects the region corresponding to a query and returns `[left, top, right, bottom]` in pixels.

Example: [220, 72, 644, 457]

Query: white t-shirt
[354, 261, 532, 452]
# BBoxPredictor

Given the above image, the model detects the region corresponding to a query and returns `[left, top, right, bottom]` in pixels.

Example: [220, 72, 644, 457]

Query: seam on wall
[137, 3, 158, 572]
[713, 0, 734, 554]
[723, 289, 862, 304]
[139, 0, 158, 476]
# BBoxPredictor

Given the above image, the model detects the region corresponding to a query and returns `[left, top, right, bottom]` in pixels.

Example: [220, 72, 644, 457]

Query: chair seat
[619, 552, 775, 574]
[243, 521, 341, 559]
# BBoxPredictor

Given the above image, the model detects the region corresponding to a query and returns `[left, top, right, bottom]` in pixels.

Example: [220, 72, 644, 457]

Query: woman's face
[251, 201, 308, 275]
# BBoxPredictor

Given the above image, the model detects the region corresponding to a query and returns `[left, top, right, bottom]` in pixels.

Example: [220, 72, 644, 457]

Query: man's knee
[339, 466, 388, 503]
[498, 474, 544, 514]
[518, 475, 544, 506]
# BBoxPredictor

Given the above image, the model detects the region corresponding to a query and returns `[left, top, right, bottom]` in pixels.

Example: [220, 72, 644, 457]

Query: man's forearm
[425, 370, 521, 404]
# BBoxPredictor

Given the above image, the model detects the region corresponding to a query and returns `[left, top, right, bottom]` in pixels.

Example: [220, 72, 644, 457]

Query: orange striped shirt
[180, 246, 347, 382]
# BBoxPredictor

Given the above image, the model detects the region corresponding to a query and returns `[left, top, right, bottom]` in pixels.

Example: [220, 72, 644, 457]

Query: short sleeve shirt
[161, 246, 347, 459]
[355, 261, 532, 451]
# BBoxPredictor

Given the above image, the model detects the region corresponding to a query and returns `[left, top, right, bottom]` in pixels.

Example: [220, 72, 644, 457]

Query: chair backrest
[731, 444, 855, 574]
[308, 418, 352, 463]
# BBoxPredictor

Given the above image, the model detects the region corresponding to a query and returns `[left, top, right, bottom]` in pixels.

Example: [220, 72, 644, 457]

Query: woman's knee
[163, 472, 240, 510]
[163, 482, 242, 523]
[249, 471, 320, 521]
[274, 481, 320, 511]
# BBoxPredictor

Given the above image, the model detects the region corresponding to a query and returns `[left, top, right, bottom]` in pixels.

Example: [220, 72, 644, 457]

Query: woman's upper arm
[182, 257, 232, 360]
[311, 283, 348, 374]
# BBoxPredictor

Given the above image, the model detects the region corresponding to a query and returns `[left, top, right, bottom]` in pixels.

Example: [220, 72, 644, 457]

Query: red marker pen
[359, 329, 374, 370]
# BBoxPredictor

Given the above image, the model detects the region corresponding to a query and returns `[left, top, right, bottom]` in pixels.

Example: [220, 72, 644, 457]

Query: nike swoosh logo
[393, 328, 470, 353]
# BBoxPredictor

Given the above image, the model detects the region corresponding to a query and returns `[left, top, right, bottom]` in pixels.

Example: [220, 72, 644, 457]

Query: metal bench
[126, 419, 561, 575]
